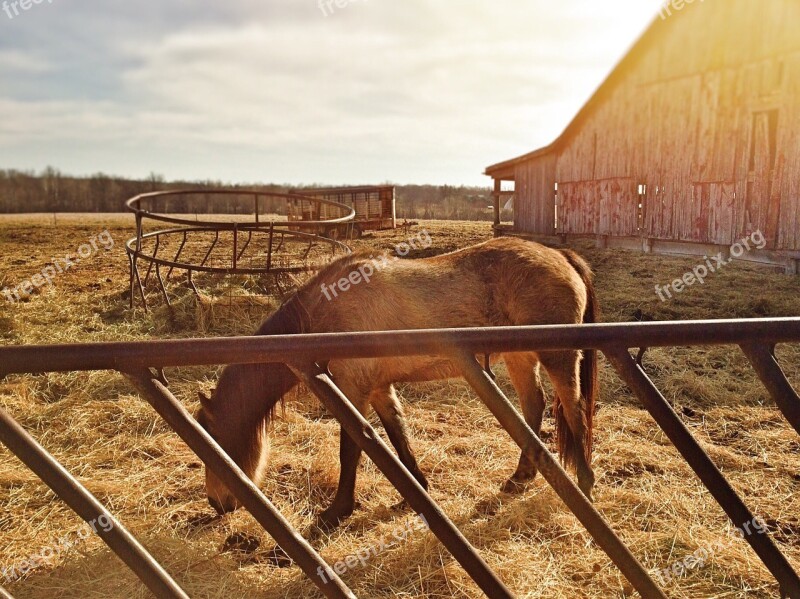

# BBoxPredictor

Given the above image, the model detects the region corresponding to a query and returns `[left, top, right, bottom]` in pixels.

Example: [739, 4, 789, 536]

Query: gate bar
[604, 346, 800, 598]
[290, 362, 515, 599]
[740, 343, 800, 436]
[453, 351, 668, 599]
[2, 318, 800, 376]
[125, 371, 356, 599]
[0, 585, 16, 599]
[0, 408, 190, 599]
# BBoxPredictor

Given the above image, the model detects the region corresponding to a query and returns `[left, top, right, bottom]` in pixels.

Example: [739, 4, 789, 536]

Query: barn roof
[484, 11, 671, 178]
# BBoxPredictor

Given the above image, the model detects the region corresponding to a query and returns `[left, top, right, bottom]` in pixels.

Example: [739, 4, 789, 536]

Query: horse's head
[196, 298, 305, 514]
[195, 367, 275, 514]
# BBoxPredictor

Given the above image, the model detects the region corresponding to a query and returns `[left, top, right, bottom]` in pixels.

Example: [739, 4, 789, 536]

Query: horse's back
[461, 237, 589, 326]
[408, 237, 589, 327]
[300, 237, 588, 333]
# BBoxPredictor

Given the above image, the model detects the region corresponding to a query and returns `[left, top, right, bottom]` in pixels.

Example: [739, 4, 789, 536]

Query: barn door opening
[745, 109, 780, 248]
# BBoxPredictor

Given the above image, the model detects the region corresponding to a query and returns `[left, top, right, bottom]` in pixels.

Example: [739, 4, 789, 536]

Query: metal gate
[1, 318, 799, 598]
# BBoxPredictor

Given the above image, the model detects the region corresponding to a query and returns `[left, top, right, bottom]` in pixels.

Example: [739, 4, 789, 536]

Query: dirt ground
[1, 214, 799, 598]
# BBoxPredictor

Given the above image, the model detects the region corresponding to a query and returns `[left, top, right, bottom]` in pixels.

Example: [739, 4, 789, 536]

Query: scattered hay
[194, 293, 276, 335]
[0, 215, 798, 598]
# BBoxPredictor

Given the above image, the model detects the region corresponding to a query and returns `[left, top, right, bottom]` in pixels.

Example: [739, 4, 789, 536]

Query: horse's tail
[557, 249, 598, 470]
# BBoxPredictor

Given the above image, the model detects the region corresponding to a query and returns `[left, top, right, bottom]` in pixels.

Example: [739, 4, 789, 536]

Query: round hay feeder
[125, 189, 354, 311]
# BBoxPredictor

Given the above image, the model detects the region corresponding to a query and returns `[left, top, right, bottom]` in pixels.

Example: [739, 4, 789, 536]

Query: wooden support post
[493, 178, 501, 227]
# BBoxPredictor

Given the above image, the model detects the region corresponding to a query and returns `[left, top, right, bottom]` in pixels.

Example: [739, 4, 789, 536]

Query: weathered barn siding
[557, 179, 639, 236]
[487, 0, 800, 257]
[513, 154, 556, 234]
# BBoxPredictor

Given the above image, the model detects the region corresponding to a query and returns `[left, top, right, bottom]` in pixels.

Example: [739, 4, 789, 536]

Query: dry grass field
[1, 214, 800, 599]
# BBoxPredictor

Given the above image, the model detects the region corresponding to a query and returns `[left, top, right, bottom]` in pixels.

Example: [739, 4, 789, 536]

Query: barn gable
[486, 0, 800, 269]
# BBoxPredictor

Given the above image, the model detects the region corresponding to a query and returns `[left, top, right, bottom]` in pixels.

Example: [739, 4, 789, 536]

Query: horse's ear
[198, 391, 212, 411]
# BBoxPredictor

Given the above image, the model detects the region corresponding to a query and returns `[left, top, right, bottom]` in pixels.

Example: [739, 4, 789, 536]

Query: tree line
[0, 168, 499, 221]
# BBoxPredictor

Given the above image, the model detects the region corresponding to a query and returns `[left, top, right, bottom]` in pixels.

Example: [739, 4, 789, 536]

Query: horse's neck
[228, 299, 304, 426]
[256, 296, 307, 336]
[214, 362, 295, 451]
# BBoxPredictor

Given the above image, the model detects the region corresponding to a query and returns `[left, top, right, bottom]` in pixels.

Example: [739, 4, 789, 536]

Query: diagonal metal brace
[453, 350, 668, 599]
[290, 361, 515, 599]
[740, 343, 800, 437]
[0, 407, 189, 599]
[605, 345, 800, 599]
[124, 369, 355, 599]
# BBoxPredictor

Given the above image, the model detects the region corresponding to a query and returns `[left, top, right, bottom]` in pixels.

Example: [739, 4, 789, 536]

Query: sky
[0, 0, 665, 187]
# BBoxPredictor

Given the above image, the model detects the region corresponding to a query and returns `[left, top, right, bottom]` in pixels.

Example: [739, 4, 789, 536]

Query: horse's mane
[300, 250, 384, 295]
[205, 294, 309, 452]
[208, 248, 394, 443]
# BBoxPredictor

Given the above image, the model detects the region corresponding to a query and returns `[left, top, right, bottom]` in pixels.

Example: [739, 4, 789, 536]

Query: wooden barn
[485, 0, 800, 273]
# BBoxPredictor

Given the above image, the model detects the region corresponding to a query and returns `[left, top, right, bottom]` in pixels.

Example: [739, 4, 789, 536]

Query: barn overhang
[485, 144, 556, 228]
[484, 144, 555, 181]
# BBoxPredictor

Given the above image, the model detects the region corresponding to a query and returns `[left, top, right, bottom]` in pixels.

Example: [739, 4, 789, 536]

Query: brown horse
[196, 236, 598, 528]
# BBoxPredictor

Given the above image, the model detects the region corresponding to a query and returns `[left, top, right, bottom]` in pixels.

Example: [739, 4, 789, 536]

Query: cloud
[0, 49, 52, 73]
[0, 0, 664, 185]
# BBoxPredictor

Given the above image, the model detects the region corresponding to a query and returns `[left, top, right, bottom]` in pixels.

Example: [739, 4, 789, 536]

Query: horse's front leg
[267, 425, 362, 566]
[317, 424, 363, 531]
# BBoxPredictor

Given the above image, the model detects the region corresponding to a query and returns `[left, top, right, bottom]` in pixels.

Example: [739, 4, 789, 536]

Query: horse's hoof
[315, 509, 348, 533]
[577, 480, 594, 503]
[266, 545, 294, 568]
[500, 478, 530, 494]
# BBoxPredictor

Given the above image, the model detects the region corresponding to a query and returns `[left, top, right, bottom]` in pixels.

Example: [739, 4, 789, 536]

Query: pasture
[1, 214, 799, 598]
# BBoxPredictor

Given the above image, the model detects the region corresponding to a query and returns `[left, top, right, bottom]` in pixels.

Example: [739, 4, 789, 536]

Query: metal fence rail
[1, 317, 799, 598]
[2, 318, 800, 375]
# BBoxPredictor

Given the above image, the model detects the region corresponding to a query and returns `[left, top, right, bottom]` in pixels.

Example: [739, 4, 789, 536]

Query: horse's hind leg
[502, 352, 545, 494]
[372, 385, 429, 499]
[539, 350, 595, 499]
